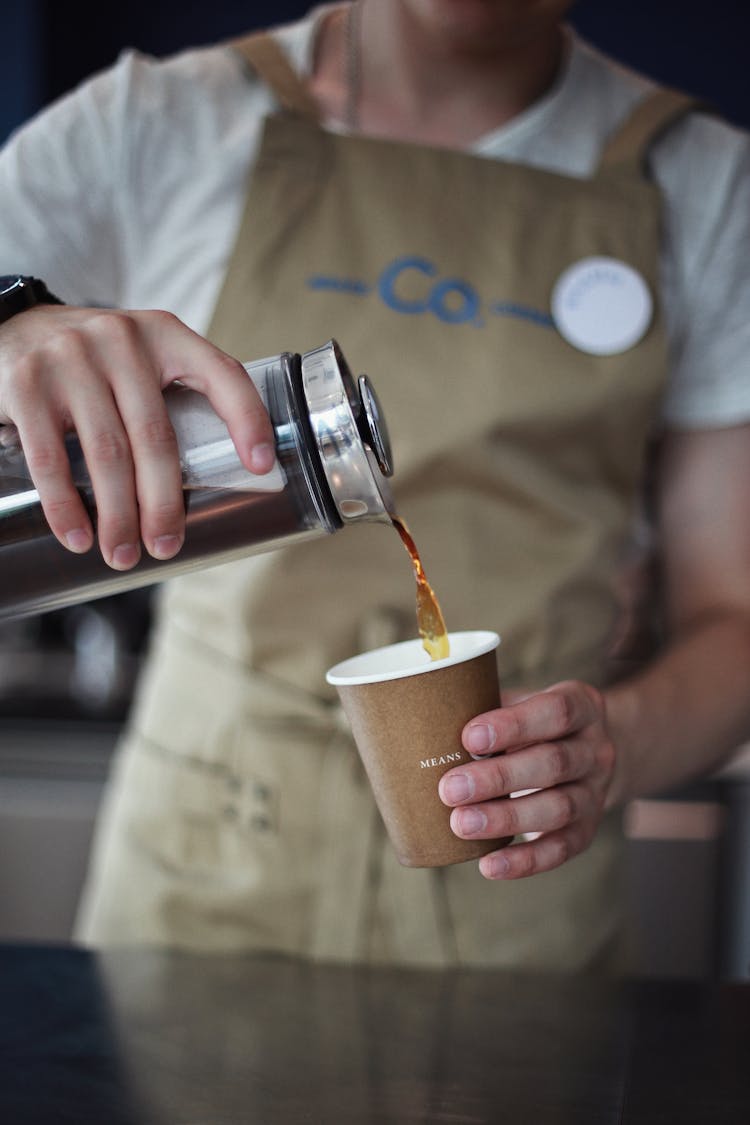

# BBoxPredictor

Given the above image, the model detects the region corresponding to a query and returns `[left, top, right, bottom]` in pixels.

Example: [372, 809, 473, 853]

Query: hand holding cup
[327, 630, 512, 867]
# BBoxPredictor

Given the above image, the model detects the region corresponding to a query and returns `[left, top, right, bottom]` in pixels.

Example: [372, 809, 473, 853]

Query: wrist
[602, 679, 642, 808]
[0, 276, 64, 326]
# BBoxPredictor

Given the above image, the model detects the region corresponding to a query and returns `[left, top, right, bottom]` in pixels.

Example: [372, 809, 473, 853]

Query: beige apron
[76, 32, 694, 971]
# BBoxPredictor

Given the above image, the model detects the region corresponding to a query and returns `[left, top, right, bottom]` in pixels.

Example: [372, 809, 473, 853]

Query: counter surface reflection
[1, 944, 748, 1123]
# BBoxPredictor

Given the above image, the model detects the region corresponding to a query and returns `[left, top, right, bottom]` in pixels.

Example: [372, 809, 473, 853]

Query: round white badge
[551, 256, 653, 356]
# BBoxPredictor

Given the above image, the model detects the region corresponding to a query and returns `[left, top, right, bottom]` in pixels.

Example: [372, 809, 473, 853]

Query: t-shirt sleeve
[0, 44, 270, 324]
[653, 111, 750, 429]
[0, 55, 143, 307]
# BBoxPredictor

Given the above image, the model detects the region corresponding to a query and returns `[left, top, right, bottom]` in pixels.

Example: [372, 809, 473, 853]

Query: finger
[15, 407, 94, 553]
[439, 737, 596, 806]
[478, 821, 593, 880]
[35, 323, 141, 570]
[133, 311, 276, 473]
[86, 314, 185, 560]
[72, 395, 141, 571]
[3, 319, 129, 557]
[462, 681, 602, 756]
[499, 687, 535, 706]
[449, 781, 597, 842]
[120, 400, 184, 562]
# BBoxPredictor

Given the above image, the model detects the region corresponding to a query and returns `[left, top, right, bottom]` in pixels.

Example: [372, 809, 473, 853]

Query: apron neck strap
[231, 31, 321, 122]
[231, 36, 700, 177]
[597, 88, 702, 176]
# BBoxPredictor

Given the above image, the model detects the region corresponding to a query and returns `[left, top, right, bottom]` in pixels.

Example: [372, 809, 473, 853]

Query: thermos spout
[300, 340, 395, 525]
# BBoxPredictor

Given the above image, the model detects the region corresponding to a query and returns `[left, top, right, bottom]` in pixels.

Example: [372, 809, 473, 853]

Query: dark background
[3, 1, 749, 143]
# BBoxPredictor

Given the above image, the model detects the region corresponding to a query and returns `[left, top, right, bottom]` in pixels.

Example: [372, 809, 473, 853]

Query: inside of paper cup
[326, 630, 500, 685]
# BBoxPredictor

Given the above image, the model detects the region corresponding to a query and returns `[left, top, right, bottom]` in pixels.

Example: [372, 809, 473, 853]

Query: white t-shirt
[1, 3, 749, 428]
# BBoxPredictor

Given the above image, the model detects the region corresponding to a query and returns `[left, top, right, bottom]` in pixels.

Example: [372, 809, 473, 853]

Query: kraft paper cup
[326, 631, 511, 868]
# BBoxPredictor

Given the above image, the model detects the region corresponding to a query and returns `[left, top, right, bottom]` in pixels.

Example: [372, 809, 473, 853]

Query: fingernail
[64, 528, 92, 553]
[441, 772, 474, 804]
[249, 443, 275, 473]
[152, 534, 182, 560]
[464, 724, 495, 754]
[481, 851, 511, 879]
[455, 807, 487, 836]
[111, 543, 140, 570]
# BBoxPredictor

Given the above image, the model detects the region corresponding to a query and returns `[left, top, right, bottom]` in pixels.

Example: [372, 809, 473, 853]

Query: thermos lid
[357, 374, 391, 479]
[300, 340, 394, 524]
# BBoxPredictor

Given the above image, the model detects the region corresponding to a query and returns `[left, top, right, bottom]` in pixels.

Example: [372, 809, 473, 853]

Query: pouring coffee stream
[391, 514, 450, 661]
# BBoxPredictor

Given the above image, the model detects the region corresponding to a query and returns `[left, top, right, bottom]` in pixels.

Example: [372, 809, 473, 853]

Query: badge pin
[552, 256, 653, 356]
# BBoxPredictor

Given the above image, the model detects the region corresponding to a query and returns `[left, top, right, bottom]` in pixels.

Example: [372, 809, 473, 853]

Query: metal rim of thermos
[300, 340, 394, 524]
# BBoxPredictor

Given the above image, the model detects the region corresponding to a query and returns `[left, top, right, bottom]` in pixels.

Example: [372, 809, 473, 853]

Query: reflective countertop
[1, 944, 749, 1123]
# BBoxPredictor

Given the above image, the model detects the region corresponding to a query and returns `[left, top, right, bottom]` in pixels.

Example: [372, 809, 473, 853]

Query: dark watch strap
[0, 276, 64, 325]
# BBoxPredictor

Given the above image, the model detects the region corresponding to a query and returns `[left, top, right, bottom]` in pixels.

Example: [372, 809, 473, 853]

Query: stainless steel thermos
[0, 340, 394, 620]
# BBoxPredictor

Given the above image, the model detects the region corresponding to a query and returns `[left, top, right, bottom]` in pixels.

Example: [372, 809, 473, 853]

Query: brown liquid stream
[392, 515, 450, 661]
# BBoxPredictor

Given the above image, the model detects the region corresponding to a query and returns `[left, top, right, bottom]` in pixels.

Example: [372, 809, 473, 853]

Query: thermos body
[0, 340, 394, 621]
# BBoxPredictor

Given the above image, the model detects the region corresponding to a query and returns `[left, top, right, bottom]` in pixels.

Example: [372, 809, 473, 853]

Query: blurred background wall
[2, 0, 749, 143]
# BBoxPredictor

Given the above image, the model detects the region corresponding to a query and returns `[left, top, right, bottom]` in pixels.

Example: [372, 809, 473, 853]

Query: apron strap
[231, 31, 321, 121]
[597, 88, 702, 176]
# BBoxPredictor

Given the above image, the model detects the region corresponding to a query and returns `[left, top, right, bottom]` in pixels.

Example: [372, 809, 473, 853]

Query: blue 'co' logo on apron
[307, 254, 554, 330]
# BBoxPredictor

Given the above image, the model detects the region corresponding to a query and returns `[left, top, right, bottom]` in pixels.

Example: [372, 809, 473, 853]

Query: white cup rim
[326, 630, 501, 686]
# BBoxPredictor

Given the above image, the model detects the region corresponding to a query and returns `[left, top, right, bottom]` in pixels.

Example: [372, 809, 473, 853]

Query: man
[1, 1, 749, 969]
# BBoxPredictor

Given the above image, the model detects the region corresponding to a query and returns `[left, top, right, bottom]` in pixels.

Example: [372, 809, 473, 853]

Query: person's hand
[0, 305, 275, 569]
[438, 681, 616, 879]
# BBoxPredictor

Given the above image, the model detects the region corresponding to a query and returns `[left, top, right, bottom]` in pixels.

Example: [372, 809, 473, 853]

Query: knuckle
[44, 494, 81, 523]
[584, 821, 599, 851]
[580, 681, 605, 724]
[134, 415, 178, 455]
[585, 682, 605, 710]
[567, 823, 591, 859]
[502, 797, 522, 835]
[4, 360, 56, 418]
[598, 737, 616, 774]
[550, 688, 576, 733]
[549, 739, 572, 783]
[504, 709, 527, 744]
[89, 309, 138, 343]
[98, 512, 138, 543]
[145, 498, 184, 528]
[239, 400, 271, 431]
[552, 788, 577, 828]
[25, 442, 67, 479]
[141, 308, 182, 338]
[45, 325, 91, 365]
[488, 755, 513, 795]
[514, 847, 538, 878]
[89, 427, 129, 466]
[550, 835, 571, 867]
[214, 349, 243, 375]
[7, 355, 40, 398]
